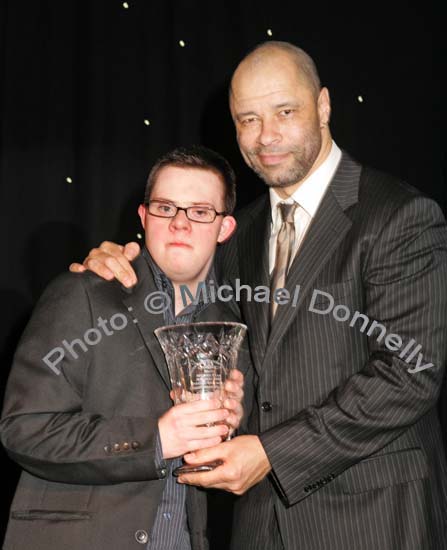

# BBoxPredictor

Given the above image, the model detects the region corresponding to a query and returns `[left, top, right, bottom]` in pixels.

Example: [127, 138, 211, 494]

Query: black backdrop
[0, 0, 444, 544]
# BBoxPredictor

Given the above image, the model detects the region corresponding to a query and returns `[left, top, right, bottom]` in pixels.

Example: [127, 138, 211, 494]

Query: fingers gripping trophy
[155, 322, 247, 476]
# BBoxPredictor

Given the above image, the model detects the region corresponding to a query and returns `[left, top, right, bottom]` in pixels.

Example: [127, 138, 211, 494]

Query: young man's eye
[189, 207, 214, 222]
[158, 203, 175, 213]
[193, 208, 209, 217]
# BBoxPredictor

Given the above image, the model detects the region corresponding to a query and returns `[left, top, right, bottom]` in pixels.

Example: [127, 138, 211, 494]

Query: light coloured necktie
[270, 202, 297, 318]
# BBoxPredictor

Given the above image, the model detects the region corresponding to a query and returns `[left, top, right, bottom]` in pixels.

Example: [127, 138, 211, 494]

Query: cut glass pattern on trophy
[154, 322, 247, 471]
[154, 322, 247, 405]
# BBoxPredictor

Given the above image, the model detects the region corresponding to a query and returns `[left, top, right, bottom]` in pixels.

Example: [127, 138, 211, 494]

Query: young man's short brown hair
[144, 145, 236, 214]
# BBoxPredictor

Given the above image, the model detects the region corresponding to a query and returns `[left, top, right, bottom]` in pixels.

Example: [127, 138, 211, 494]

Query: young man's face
[138, 166, 236, 288]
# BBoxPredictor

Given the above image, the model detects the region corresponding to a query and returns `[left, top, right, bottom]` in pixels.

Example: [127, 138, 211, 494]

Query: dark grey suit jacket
[0, 255, 250, 550]
[217, 153, 447, 550]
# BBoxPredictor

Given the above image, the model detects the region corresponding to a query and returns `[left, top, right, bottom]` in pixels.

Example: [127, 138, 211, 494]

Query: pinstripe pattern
[149, 432, 190, 550]
[144, 247, 234, 550]
[144, 249, 192, 550]
[217, 152, 447, 550]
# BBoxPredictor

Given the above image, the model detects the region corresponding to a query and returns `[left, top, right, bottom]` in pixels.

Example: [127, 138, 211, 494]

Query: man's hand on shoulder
[69, 241, 140, 287]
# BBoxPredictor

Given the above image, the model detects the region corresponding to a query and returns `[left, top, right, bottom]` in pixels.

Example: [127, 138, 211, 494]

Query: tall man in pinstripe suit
[71, 42, 447, 549]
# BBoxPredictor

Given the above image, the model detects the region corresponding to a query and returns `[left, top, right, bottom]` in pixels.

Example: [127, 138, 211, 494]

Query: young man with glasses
[0, 146, 250, 550]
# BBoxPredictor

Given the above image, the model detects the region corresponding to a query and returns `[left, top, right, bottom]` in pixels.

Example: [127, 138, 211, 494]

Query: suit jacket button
[135, 530, 149, 544]
[113, 443, 121, 452]
[261, 401, 272, 412]
[131, 441, 140, 450]
[123, 442, 130, 451]
[104, 444, 112, 454]
[159, 468, 167, 478]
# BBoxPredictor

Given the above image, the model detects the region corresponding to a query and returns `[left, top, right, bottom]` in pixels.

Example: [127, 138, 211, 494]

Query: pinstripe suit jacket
[217, 153, 447, 550]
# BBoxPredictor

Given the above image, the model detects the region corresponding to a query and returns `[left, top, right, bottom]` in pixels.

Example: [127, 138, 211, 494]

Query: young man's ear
[137, 204, 147, 229]
[217, 215, 237, 243]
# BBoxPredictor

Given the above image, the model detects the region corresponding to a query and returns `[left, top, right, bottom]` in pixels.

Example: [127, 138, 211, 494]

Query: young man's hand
[223, 369, 244, 435]
[159, 367, 245, 459]
[69, 241, 139, 287]
[158, 399, 230, 459]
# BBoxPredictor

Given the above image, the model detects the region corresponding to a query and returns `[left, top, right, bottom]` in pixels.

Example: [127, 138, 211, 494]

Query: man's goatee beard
[252, 164, 312, 189]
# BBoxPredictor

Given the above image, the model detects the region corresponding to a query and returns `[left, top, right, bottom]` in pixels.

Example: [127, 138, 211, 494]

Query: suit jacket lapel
[120, 255, 171, 389]
[265, 153, 361, 364]
[237, 195, 271, 373]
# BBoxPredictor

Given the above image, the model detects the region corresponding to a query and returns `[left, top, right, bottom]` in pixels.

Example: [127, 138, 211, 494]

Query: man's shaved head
[228, 40, 332, 194]
[230, 41, 321, 99]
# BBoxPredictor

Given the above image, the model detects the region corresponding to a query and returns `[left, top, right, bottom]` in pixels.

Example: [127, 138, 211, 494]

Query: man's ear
[217, 215, 237, 244]
[137, 204, 147, 229]
[318, 87, 331, 127]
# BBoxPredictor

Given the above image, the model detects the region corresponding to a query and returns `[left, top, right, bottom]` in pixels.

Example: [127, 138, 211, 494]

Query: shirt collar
[142, 246, 171, 292]
[269, 140, 342, 221]
[141, 246, 216, 323]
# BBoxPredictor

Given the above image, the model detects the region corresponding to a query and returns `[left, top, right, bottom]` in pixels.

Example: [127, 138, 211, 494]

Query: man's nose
[169, 208, 191, 229]
[257, 118, 281, 147]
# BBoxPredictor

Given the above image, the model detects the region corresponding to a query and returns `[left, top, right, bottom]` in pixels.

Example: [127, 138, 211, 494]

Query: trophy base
[173, 460, 223, 477]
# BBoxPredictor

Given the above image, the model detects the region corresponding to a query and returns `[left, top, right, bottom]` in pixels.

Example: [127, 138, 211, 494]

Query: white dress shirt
[269, 141, 342, 274]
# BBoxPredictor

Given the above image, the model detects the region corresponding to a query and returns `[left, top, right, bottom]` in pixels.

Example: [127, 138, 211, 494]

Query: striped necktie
[270, 202, 297, 318]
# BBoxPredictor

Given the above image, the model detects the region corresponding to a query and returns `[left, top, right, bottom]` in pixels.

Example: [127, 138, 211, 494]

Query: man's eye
[279, 109, 294, 117]
[241, 117, 257, 126]
[192, 208, 210, 218]
[158, 204, 174, 213]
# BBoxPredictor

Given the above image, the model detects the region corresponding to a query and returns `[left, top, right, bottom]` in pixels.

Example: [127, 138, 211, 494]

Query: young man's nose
[169, 208, 191, 229]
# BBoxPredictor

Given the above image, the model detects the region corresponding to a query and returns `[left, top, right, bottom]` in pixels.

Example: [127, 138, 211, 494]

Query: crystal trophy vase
[154, 321, 247, 475]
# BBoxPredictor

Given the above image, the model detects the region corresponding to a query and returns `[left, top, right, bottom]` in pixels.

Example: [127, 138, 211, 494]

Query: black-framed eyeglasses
[146, 200, 227, 224]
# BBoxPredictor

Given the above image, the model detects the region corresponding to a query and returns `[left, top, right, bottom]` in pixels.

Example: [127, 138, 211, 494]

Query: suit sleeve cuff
[154, 426, 167, 468]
